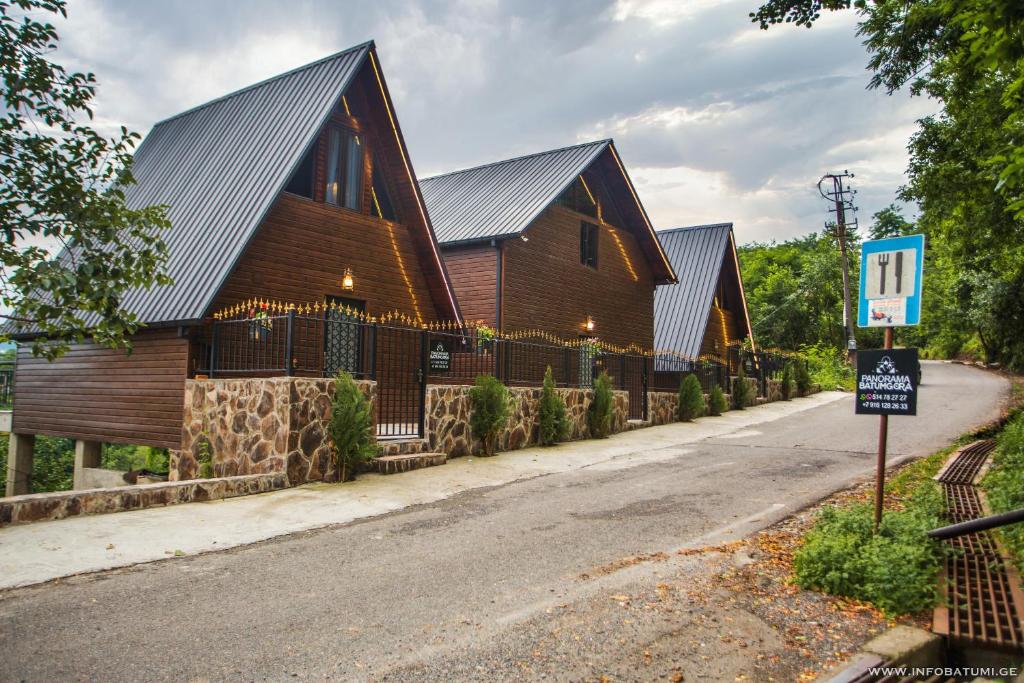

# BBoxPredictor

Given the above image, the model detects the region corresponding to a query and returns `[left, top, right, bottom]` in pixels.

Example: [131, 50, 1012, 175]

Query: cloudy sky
[52, 0, 935, 245]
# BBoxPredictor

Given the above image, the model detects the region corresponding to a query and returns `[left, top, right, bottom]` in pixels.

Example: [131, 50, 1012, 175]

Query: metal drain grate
[943, 483, 984, 523]
[936, 440, 996, 485]
[943, 552, 1024, 650]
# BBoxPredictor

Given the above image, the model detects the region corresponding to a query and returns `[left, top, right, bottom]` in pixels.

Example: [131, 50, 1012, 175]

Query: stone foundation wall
[0, 473, 288, 526]
[646, 391, 679, 426]
[425, 385, 629, 457]
[176, 377, 376, 485]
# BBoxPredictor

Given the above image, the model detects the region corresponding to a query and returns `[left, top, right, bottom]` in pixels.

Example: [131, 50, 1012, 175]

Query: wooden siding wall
[501, 205, 656, 348]
[440, 244, 497, 325]
[699, 249, 747, 357]
[12, 328, 189, 449]
[211, 192, 441, 322]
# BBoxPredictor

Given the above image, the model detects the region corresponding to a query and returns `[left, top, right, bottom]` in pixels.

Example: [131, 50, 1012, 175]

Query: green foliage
[793, 483, 945, 615]
[982, 412, 1024, 571]
[327, 371, 376, 481]
[709, 384, 729, 416]
[794, 357, 812, 396]
[538, 366, 569, 446]
[801, 343, 853, 391]
[0, 1, 172, 359]
[196, 438, 213, 479]
[469, 374, 512, 456]
[780, 362, 795, 400]
[101, 444, 168, 473]
[587, 370, 613, 439]
[731, 365, 754, 410]
[0, 434, 74, 492]
[677, 374, 706, 421]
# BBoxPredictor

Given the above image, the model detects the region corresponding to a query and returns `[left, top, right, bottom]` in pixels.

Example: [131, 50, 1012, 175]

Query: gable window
[580, 221, 598, 269]
[325, 126, 363, 210]
[557, 177, 599, 219]
[284, 144, 315, 198]
[371, 158, 398, 221]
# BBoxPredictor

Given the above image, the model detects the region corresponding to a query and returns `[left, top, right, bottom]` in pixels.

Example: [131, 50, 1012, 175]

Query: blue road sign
[858, 234, 925, 327]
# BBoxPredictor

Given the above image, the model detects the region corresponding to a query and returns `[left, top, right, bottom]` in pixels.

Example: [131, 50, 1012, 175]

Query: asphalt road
[0, 362, 1007, 682]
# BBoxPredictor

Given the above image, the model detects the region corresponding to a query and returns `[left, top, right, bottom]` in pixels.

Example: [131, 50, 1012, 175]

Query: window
[580, 221, 598, 268]
[370, 159, 398, 221]
[325, 127, 363, 210]
[284, 144, 315, 198]
[556, 177, 598, 219]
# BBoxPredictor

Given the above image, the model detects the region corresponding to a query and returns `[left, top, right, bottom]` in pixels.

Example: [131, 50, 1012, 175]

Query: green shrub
[709, 384, 728, 416]
[793, 483, 945, 615]
[780, 362, 795, 400]
[800, 343, 853, 391]
[469, 373, 512, 456]
[794, 358, 812, 396]
[983, 412, 1024, 570]
[588, 370, 613, 438]
[731, 365, 754, 410]
[677, 374, 705, 421]
[328, 371, 377, 481]
[538, 365, 570, 446]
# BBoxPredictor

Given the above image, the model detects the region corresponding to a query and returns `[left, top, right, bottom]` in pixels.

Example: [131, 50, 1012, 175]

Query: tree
[780, 362, 795, 400]
[327, 371, 376, 482]
[538, 365, 569, 446]
[869, 205, 914, 240]
[709, 384, 729, 416]
[587, 370, 614, 438]
[469, 374, 511, 456]
[0, 0, 171, 359]
[677, 373, 706, 421]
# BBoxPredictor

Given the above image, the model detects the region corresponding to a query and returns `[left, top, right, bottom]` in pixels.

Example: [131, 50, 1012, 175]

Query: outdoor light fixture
[341, 268, 354, 291]
[585, 316, 595, 333]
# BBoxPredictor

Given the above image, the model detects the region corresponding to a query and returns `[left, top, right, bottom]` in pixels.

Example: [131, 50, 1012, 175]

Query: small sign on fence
[855, 348, 919, 416]
[428, 338, 452, 372]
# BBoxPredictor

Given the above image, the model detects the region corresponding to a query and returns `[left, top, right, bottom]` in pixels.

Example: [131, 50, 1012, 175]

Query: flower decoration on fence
[247, 301, 273, 339]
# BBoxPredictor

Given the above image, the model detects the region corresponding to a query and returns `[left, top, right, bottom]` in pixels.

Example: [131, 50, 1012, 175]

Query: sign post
[857, 234, 925, 532]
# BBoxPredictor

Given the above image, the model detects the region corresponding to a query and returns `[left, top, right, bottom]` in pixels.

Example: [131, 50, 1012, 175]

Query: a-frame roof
[653, 223, 753, 356]
[419, 140, 677, 284]
[43, 41, 461, 328]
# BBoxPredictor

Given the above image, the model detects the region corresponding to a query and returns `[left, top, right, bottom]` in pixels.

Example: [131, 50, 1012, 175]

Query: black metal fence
[198, 310, 798, 437]
[0, 361, 13, 409]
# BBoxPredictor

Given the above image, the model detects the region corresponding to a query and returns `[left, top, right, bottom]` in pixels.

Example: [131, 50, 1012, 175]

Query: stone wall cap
[0, 473, 281, 503]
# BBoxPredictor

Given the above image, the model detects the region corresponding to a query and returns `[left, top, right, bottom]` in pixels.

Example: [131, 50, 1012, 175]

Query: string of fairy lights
[213, 297, 794, 362]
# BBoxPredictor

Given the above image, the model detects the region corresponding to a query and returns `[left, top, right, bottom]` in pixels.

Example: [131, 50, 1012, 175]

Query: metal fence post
[209, 323, 218, 379]
[369, 321, 378, 381]
[285, 309, 295, 376]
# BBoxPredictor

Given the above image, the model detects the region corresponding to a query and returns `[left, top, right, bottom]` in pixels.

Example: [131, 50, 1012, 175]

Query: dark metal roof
[419, 140, 610, 245]
[653, 223, 733, 356]
[28, 43, 375, 330]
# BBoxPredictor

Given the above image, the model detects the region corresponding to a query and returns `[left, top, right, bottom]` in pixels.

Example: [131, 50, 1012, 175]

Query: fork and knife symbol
[877, 252, 903, 295]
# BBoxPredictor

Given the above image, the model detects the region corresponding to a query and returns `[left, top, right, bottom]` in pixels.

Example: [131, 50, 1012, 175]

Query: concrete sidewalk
[0, 391, 847, 590]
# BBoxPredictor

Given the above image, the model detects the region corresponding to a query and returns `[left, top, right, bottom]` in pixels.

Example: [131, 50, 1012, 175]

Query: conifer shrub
[538, 366, 570, 446]
[731, 365, 754, 410]
[677, 373, 706, 421]
[780, 362, 795, 400]
[328, 371, 377, 481]
[709, 384, 729, 416]
[469, 373, 512, 456]
[795, 359, 812, 396]
[587, 370, 613, 439]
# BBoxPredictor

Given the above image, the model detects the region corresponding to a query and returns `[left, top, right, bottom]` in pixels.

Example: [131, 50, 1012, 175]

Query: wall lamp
[585, 316, 595, 333]
[341, 268, 355, 291]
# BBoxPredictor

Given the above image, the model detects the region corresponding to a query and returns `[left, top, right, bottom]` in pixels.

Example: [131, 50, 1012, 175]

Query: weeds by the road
[982, 410, 1024, 572]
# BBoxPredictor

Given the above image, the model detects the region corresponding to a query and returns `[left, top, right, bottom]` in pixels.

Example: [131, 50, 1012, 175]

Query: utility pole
[818, 171, 858, 358]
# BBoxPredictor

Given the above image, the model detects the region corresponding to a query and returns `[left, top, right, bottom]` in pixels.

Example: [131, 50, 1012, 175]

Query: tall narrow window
[371, 160, 398, 221]
[580, 221, 598, 269]
[284, 144, 315, 198]
[324, 126, 364, 210]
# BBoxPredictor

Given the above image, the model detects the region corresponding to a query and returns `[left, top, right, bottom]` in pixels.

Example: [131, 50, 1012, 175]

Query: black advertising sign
[428, 339, 451, 372]
[855, 348, 919, 416]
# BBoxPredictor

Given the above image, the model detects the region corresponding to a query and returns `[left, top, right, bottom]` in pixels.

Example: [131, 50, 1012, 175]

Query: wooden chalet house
[6, 41, 462, 494]
[653, 223, 753, 361]
[419, 141, 677, 352]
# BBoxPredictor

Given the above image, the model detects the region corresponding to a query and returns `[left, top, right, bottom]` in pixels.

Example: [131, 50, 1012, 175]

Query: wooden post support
[873, 326, 894, 532]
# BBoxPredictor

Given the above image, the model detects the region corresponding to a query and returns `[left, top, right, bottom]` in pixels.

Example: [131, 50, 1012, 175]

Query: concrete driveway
[0, 362, 1007, 682]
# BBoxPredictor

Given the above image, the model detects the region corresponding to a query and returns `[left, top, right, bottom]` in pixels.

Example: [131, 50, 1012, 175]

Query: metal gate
[622, 354, 648, 421]
[374, 324, 426, 439]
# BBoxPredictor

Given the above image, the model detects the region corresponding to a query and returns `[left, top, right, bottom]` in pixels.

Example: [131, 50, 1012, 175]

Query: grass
[981, 409, 1024, 572]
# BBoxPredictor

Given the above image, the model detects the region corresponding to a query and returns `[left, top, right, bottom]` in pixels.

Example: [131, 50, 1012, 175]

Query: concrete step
[376, 439, 430, 456]
[374, 452, 446, 475]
